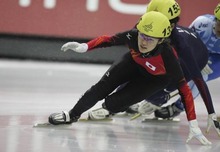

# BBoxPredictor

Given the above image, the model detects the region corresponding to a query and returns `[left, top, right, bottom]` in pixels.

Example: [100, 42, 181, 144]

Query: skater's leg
[49, 53, 138, 125]
[104, 75, 169, 114]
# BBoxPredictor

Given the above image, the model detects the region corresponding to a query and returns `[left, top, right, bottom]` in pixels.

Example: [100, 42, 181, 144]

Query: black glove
[206, 113, 220, 136]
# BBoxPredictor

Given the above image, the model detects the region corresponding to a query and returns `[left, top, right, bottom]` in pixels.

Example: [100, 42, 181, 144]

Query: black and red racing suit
[70, 29, 196, 121]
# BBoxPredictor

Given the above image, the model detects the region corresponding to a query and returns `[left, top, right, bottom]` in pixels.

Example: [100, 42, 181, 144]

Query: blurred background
[0, 0, 219, 64]
[1, 2, 220, 151]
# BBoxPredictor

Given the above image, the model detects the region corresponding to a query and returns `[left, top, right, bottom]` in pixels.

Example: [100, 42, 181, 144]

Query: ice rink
[0, 59, 220, 152]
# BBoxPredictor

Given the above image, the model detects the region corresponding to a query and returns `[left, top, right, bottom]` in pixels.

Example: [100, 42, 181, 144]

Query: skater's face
[214, 19, 220, 37]
[138, 32, 160, 53]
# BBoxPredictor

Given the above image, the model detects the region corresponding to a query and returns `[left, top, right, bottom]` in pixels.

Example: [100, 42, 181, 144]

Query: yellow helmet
[214, 3, 220, 20]
[137, 11, 171, 38]
[146, 0, 181, 20]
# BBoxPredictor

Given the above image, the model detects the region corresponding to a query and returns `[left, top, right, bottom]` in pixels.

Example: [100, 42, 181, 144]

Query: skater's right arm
[61, 30, 135, 53]
[164, 46, 212, 145]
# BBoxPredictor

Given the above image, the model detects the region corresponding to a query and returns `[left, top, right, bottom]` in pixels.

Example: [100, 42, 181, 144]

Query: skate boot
[125, 103, 139, 114]
[88, 107, 114, 120]
[48, 111, 79, 125]
[154, 102, 184, 119]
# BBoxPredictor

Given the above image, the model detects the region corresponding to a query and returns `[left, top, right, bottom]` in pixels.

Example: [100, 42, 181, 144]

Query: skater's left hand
[186, 120, 212, 145]
[206, 113, 220, 136]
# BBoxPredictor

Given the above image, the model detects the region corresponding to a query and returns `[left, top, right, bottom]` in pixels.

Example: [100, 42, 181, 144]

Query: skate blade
[79, 117, 113, 122]
[33, 122, 71, 128]
[142, 117, 180, 123]
[130, 113, 141, 121]
[33, 118, 113, 127]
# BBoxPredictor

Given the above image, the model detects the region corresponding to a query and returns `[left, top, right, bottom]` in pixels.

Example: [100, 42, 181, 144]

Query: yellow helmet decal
[146, 0, 181, 20]
[214, 3, 220, 20]
[137, 11, 171, 38]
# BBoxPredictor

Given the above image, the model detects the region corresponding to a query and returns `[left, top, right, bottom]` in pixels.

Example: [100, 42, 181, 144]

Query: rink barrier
[0, 34, 128, 64]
